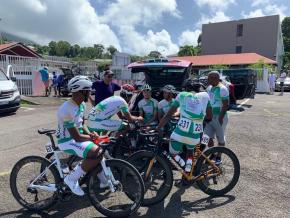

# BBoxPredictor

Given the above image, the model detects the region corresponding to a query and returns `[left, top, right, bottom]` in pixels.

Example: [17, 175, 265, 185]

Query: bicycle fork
[100, 158, 118, 193]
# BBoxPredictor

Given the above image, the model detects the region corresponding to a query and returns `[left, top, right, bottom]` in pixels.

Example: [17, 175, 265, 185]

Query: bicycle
[128, 128, 240, 206]
[10, 128, 145, 218]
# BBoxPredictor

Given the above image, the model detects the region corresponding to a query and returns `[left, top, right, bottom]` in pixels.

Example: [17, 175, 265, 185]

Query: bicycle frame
[144, 144, 221, 183]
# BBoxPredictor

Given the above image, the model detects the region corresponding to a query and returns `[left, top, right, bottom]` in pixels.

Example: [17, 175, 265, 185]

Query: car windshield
[0, 70, 8, 81]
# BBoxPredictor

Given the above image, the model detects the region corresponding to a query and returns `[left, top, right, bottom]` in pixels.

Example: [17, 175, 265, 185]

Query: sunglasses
[106, 75, 114, 78]
[143, 89, 151, 92]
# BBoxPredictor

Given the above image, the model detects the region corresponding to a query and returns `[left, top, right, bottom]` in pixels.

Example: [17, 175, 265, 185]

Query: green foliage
[35, 41, 118, 60]
[282, 17, 290, 38]
[178, 45, 196, 56]
[249, 59, 273, 80]
[282, 17, 290, 69]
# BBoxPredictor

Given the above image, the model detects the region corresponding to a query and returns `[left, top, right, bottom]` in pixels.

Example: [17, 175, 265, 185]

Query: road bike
[128, 128, 240, 206]
[10, 129, 145, 218]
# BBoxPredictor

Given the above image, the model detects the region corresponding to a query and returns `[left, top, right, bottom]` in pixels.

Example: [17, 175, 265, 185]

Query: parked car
[0, 67, 20, 114]
[275, 77, 290, 91]
[128, 58, 192, 115]
[198, 68, 256, 100]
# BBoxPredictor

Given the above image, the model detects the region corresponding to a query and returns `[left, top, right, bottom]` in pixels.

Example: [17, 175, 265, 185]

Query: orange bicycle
[128, 128, 240, 206]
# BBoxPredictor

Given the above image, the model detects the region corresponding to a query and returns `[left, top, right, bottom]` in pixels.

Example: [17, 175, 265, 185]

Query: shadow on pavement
[139, 186, 235, 218]
[0, 195, 96, 218]
[0, 112, 16, 118]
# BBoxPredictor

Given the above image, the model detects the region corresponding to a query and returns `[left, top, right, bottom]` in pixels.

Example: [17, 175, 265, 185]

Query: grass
[20, 99, 36, 107]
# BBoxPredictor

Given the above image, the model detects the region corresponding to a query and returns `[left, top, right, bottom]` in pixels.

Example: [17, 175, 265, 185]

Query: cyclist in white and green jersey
[204, 71, 229, 164]
[56, 76, 105, 196]
[87, 84, 143, 132]
[138, 84, 158, 125]
[157, 79, 212, 172]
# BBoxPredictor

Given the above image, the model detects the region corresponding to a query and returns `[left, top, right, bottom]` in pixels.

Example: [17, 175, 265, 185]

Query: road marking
[0, 171, 10, 176]
[263, 109, 279, 116]
[21, 107, 35, 111]
[237, 98, 250, 108]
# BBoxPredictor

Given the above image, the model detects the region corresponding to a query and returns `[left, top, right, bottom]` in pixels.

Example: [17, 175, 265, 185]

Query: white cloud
[101, 0, 180, 27]
[178, 30, 201, 46]
[250, 0, 271, 7]
[119, 26, 179, 56]
[194, 0, 235, 11]
[196, 11, 231, 28]
[0, 0, 121, 49]
[242, 9, 265, 18]
[242, 3, 287, 20]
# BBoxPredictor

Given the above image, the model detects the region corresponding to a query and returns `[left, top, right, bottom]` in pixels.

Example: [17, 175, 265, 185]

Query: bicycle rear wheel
[128, 150, 173, 206]
[10, 156, 61, 211]
[195, 146, 240, 196]
[87, 159, 144, 218]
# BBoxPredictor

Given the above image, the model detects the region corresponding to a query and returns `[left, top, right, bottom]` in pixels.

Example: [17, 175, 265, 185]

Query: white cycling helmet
[142, 83, 152, 91]
[68, 76, 92, 93]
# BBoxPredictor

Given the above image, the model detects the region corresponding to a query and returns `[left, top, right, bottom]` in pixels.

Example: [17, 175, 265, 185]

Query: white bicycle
[10, 129, 144, 218]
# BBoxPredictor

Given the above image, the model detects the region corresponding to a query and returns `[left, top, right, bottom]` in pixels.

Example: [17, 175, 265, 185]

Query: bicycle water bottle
[174, 155, 185, 167]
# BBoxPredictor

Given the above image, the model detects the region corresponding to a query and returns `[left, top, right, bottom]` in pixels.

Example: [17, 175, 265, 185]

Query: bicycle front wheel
[128, 150, 173, 206]
[87, 159, 144, 218]
[10, 156, 61, 211]
[195, 146, 240, 196]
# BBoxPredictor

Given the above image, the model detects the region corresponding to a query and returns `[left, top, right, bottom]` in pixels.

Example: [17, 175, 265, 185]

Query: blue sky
[0, 0, 289, 55]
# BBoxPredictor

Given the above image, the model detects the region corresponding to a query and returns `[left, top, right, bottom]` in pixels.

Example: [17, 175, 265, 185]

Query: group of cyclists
[56, 70, 229, 196]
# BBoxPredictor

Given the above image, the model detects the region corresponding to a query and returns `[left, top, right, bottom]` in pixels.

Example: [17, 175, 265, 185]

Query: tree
[178, 45, 196, 56]
[282, 17, 290, 38]
[94, 44, 105, 58]
[107, 45, 117, 57]
[48, 41, 57, 56]
[148, 51, 162, 58]
[197, 33, 202, 46]
[55, 41, 71, 57]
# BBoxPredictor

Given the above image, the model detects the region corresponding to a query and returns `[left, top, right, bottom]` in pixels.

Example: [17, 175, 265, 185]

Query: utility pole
[0, 18, 3, 44]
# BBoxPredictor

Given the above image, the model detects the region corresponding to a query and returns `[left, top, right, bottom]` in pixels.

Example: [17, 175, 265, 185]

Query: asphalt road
[1, 93, 290, 217]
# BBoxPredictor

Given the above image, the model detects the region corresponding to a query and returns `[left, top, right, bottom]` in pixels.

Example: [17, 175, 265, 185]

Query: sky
[0, 0, 289, 56]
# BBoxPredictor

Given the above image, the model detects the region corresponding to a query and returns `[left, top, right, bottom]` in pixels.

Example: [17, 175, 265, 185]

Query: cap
[104, 70, 114, 76]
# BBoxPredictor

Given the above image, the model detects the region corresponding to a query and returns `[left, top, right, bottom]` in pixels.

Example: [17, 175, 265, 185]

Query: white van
[0, 66, 21, 113]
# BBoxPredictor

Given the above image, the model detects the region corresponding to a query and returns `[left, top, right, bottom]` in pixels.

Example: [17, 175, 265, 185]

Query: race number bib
[193, 121, 203, 134]
[177, 117, 191, 132]
[201, 134, 210, 145]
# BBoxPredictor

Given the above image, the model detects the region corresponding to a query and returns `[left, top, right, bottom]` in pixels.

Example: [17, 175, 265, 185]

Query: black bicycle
[10, 129, 145, 218]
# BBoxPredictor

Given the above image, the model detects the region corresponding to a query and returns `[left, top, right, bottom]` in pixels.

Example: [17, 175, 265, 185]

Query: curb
[20, 95, 41, 105]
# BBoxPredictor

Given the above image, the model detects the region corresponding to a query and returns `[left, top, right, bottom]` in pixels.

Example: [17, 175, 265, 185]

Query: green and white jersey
[207, 83, 229, 115]
[138, 98, 158, 123]
[56, 100, 86, 143]
[170, 91, 211, 145]
[88, 96, 129, 121]
[158, 99, 174, 115]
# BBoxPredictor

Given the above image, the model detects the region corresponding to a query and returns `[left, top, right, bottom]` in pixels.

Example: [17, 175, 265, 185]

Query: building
[110, 52, 131, 80]
[201, 15, 284, 71]
[0, 42, 41, 58]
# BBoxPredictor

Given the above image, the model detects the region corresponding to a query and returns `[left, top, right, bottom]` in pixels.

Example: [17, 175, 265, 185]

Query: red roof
[175, 53, 277, 66]
[0, 42, 41, 58]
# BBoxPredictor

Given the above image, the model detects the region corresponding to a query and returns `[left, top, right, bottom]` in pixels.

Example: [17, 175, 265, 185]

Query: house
[0, 42, 41, 58]
[201, 15, 284, 71]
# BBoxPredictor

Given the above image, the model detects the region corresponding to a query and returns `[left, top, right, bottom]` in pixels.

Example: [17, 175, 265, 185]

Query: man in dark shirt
[90, 70, 121, 106]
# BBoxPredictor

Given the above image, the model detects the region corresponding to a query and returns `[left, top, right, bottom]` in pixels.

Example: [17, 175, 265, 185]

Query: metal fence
[0, 54, 99, 96]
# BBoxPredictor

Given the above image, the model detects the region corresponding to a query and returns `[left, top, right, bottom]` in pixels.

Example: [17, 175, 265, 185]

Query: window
[236, 46, 242, 53]
[237, 24, 243, 37]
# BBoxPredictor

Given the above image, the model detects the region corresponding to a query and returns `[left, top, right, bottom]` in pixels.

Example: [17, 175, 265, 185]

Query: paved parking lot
[0, 93, 290, 217]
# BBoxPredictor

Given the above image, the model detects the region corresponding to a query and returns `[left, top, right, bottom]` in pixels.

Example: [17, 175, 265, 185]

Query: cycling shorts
[58, 139, 96, 158]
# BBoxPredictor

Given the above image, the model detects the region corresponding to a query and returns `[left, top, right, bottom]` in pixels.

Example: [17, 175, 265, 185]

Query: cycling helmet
[68, 76, 92, 93]
[162, 84, 176, 93]
[182, 78, 201, 92]
[142, 84, 152, 91]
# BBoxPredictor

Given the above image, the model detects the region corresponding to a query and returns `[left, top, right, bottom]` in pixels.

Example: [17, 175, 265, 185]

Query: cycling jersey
[170, 91, 210, 153]
[158, 99, 174, 115]
[87, 96, 129, 131]
[207, 83, 229, 115]
[56, 100, 95, 158]
[138, 98, 158, 123]
[56, 100, 86, 143]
